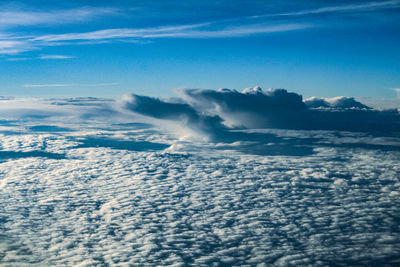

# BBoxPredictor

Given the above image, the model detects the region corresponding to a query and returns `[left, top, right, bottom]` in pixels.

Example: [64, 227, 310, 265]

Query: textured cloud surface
[1, 95, 400, 266]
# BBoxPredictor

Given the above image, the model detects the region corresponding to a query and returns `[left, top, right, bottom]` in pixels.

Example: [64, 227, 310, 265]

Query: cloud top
[305, 96, 371, 109]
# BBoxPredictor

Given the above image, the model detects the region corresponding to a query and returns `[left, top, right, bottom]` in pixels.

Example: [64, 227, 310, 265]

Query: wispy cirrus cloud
[0, 6, 120, 54]
[6, 54, 76, 61]
[253, 0, 400, 18]
[31, 23, 211, 42]
[1, 22, 310, 55]
[0, 39, 32, 54]
[143, 23, 310, 38]
[0, 7, 120, 28]
[32, 23, 309, 42]
[0, 1, 399, 56]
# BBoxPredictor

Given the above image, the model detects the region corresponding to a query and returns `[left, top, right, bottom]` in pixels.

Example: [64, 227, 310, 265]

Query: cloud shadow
[73, 137, 169, 152]
[29, 125, 74, 132]
[0, 150, 66, 160]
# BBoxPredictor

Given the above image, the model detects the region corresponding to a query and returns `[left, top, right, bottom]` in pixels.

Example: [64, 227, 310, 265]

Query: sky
[0, 0, 399, 99]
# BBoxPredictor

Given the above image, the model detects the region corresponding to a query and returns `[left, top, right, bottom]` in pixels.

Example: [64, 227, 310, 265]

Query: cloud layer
[0, 118, 399, 266]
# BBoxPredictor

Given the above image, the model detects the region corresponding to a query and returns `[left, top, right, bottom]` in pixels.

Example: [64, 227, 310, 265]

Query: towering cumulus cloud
[123, 87, 400, 135]
[178, 87, 306, 129]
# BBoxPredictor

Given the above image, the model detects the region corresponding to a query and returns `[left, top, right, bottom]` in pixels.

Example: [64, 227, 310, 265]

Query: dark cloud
[178, 87, 307, 129]
[122, 87, 400, 137]
[180, 86, 305, 113]
[123, 94, 199, 122]
[123, 93, 227, 135]
[303, 107, 400, 132]
[179, 87, 400, 132]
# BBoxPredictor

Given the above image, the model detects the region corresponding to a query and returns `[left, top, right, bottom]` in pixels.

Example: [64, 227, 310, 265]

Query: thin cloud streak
[23, 84, 74, 88]
[39, 55, 76, 59]
[6, 57, 30, 61]
[32, 23, 310, 42]
[23, 83, 120, 88]
[87, 83, 120, 87]
[145, 24, 310, 38]
[31, 23, 213, 42]
[253, 0, 400, 18]
[6, 55, 76, 61]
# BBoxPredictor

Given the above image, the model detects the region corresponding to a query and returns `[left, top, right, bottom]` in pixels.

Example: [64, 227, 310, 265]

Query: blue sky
[0, 0, 399, 99]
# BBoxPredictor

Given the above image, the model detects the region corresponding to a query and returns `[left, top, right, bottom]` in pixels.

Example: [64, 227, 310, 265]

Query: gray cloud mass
[123, 87, 400, 135]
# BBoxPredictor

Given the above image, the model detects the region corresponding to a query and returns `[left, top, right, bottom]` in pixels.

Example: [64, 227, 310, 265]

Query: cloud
[253, 0, 400, 18]
[26, 22, 308, 45]
[123, 94, 199, 121]
[23, 83, 74, 88]
[1, 93, 400, 265]
[23, 83, 119, 88]
[394, 88, 400, 98]
[0, 22, 310, 55]
[0, 7, 119, 28]
[122, 87, 400, 135]
[0, 1, 398, 55]
[141, 23, 310, 38]
[31, 23, 211, 42]
[39, 55, 76, 59]
[0, 39, 32, 54]
[6, 57, 31, 61]
[1, 121, 400, 265]
[177, 87, 308, 130]
[304, 96, 371, 109]
[181, 87, 400, 132]
[0, 97, 121, 122]
[122, 93, 226, 137]
[5, 55, 76, 61]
